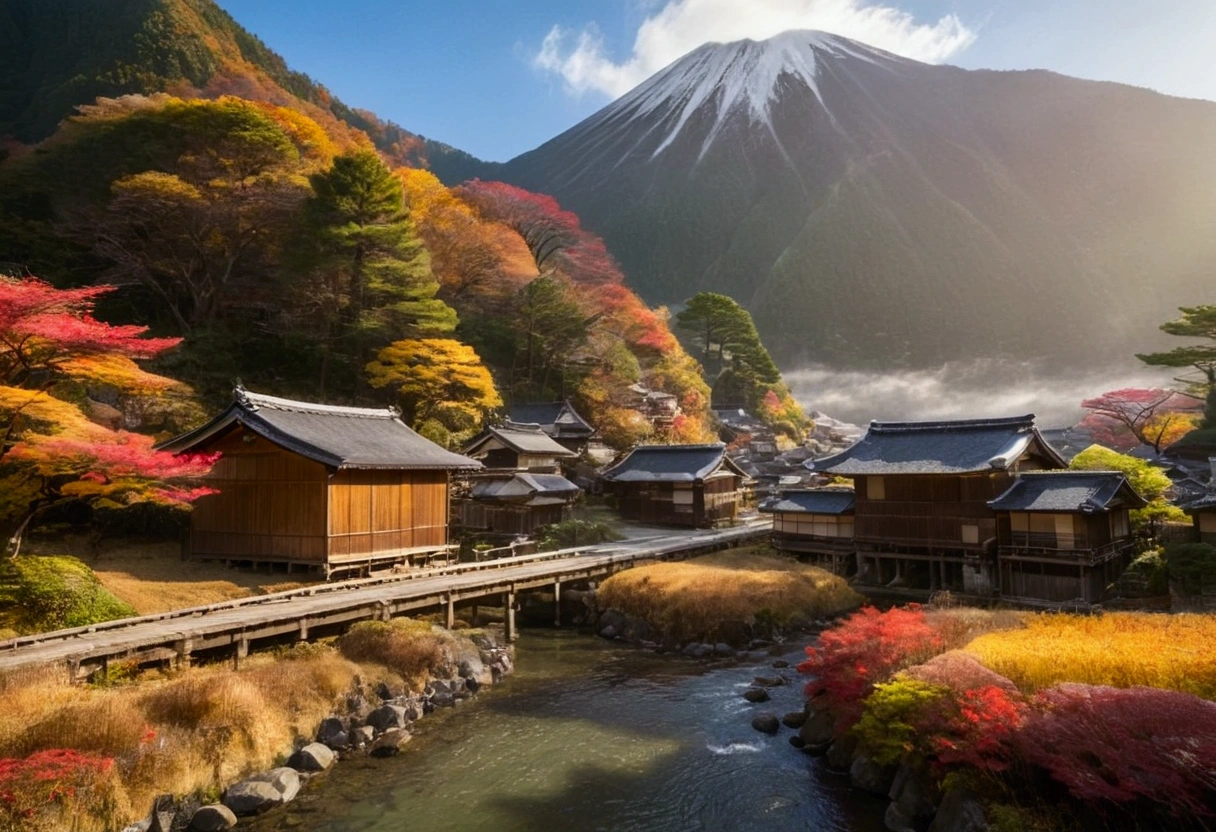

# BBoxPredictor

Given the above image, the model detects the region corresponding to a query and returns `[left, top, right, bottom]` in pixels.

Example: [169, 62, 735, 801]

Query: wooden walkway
[0, 522, 769, 678]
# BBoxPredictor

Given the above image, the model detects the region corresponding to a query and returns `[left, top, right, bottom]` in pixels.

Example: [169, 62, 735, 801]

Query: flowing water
[249, 630, 888, 832]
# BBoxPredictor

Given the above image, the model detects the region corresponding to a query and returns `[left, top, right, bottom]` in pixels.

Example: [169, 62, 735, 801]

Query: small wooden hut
[507, 401, 596, 453]
[761, 488, 856, 574]
[600, 444, 749, 528]
[461, 422, 578, 473]
[989, 471, 1145, 604]
[457, 472, 581, 536]
[1184, 493, 1216, 545]
[161, 388, 480, 576]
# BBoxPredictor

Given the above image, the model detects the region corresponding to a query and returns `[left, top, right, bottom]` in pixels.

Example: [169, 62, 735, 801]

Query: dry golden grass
[596, 547, 862, 643]
[964, 612, 1216, 699]
[925, 607, 1026, 651]
[0, 619, 456, 830]
[337, 619, 453, 692]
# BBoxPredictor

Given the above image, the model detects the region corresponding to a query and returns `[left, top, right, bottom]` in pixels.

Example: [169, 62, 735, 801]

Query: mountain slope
[0, 0, 467, 168]
[491, 32, 1216, 370]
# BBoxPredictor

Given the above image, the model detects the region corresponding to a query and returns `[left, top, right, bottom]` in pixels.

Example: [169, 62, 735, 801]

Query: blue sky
[222, 0, 1216, 162]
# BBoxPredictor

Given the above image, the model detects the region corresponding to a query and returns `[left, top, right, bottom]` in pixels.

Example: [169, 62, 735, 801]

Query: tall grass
[597, 548, 862, 643]
[964, 612, 1216, 699]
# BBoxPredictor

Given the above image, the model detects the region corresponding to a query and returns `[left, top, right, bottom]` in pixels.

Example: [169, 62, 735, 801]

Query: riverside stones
[222, 767, 303, 818]
[288, 742, 336, 772]
[743, 687, 770, 703]
[370, 728, 413, 758]
[751, 713, 780, 734]
[798, 709, 835, 753]
[752, 675, 785, 687]
[366, 704, 409, 732]
[188, 804, 237, 831]
[849, 755, 897, 796]
[781, 711, 807, 729]
[316, 717, 348, 749]
[928, 789, 988, 832]
[886, 764, 940, 832]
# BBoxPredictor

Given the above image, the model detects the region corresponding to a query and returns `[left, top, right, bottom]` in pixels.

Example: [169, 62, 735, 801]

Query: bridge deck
[0, 523, 769, 676]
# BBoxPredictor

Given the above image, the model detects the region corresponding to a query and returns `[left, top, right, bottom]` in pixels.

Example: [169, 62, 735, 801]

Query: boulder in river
[886, 763, 940, 831]
[752, 675, 785, 687]
[366, 704, 408, 732]
[798, 709, 835, 751]
[714, 642, 734, 657]
[222, 768, 301, 817]
[188, 804, 237, 831]
[370, 728, 413, 758]
[781, 711, 807, 729]
[743, 687, 770, 703]
[772, 659, 790, 669]
[825, 734, 857, 772]
[929, 789, 988, 832]
[751, 713, 780, 734]
[849, 754, 897, 796]
[316, 717, 347, 748]
[288, 742, 336, 772]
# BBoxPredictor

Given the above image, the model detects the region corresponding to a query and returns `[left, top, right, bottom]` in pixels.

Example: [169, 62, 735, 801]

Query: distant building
[457, 471, 581, 536]
[627, 383, 680, 428]
[989, 471, 1146, 605]
[461, 422, 578, 473]
[507, 401, 596, 453]
[761, 488, 856, 575]
[600, 444, 750, 528]
[160, 388, 479, 577]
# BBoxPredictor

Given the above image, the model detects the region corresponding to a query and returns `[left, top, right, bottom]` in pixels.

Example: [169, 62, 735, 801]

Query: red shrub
[932, 684, 1026, 770]
[798, 604, 945, 729]
[1017, 685, 1216, 818]
[0, 749, 114, 827]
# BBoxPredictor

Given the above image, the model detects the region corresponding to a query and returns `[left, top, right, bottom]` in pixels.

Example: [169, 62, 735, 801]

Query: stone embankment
[123, 629, 514, 832]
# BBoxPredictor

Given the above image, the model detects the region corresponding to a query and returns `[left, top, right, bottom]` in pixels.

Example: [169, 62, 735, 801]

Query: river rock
[459, 656, 492, 687]
[222, 780, 285, 816]
[751, 713, 780, 734]
[849, 755, 897, 796]
[599, 610, 627, 639]
[623, 614, 654, 642]
[370, 728, 413, 758]
[714, 642, 734, 657]
[825, 734, 858, 772]
[888, 763, 940, 825]
[929, 789, 988, 832]
[366, 704, 408, 732]
[352, 725, 376, 748]
[781, 711, 807, 729]
[772, 659, 790, 669]
[789, 735, 805, 749]
[798, 709, 835, 752]
[288, 742, 335, 772]
[753, 675, 786, 687]
[743, 687, 770, 703]
[316, 717, 348, 748]
[188, 804, 237, 831]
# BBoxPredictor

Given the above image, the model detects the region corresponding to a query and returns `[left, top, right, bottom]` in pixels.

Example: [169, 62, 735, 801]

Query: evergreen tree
[1138, 305, 1216, 427]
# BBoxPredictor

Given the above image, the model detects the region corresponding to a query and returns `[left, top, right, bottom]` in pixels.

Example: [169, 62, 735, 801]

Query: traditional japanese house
[461, 422, 578, 473]
[600, 444, 750, 527]
[989, 471, 1146, 605]
[161, 388, 480, 576]
[761, 488, 856, 575]
[457, 472, 581, 536]
[507, 401, 596, 453]
[813, 415, 1067, 596]
[1184, 491, 1216, 545]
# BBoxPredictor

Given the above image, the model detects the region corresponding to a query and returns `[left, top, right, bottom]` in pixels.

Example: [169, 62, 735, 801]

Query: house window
[960, 524, 979, 544]
[866, 477, 885, 500]
[1111, 510, 1129, 539]
[1199, 512, 1216, 534]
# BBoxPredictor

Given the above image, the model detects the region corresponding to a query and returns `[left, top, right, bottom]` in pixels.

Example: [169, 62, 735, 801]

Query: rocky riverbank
[116, 628, 514, 832]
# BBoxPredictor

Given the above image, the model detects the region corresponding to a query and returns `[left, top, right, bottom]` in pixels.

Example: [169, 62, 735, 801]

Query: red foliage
[798, 605, 945, 729]
[0, 749, 114, 823]
[1079, 387, 1203, 453]
[1017, 684, 1216, 818]
[931, 685, 1026, 771]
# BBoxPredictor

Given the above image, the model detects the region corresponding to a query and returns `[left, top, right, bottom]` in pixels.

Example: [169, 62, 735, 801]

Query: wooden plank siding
[852, 473, 1011, 551]
[189, 429, 328, 562]
[327, 470, 449, 562]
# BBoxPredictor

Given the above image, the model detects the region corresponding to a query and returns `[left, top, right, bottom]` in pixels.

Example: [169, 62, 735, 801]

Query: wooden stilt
[505, 591, 517, 642]
[446, 594, 456, 630]
[553, 579, 562, 627]
[234, 637, 249, 669]
[470, 603, 479, 626]
[175, 638, 193, 670]
[298, 619, 309, 641]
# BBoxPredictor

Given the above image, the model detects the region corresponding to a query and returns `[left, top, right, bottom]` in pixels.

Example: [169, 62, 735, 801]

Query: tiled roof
[507, 401, 595, 437]
[761, 489, 856, 515]
[814, 415, 1066, 476]
[469, 472, 581, 503]
[600, 444, 748, 483]
[988, 471, 1147, 512]
[463, 423, 578, 458]
[160, 388, 480, 470]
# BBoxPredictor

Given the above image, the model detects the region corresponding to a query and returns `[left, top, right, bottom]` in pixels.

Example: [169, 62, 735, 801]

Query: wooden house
[457, 472, 581, 536]
[761, 488, 856, 575]
[814, 415, 1066, 596]
[461, 422, 578, 473]
[160, 388, 480, 576]
[1184, 493, 1216, 545]
[600, 444, 750, 528]
[989, 471, 1146, 604]
[507, 401, 596, 453]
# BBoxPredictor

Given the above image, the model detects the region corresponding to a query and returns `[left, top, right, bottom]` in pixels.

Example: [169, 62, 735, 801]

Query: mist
[784, 359, 1180, 427]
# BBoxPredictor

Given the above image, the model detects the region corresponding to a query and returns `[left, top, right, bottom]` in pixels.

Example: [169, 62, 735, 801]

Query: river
[248, 629, 888, 832]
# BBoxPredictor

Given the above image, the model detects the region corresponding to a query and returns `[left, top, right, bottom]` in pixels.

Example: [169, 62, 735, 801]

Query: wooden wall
[189, 429, 329, 562]
[612, 476, 740, 528]
[328, 469, 449, 561]
[853, 473, 1009, 551]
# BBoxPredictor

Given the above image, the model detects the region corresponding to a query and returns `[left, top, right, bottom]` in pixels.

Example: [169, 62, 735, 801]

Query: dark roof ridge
[237, 388, 398, 420]
[632, 443, 727, 451]
[496, 421, 551, 434]
[1014, 470, 1125, 477]
[869, 414, 1036, 433]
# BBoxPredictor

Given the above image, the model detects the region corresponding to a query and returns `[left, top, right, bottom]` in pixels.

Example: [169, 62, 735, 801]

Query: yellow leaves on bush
[964, 612, 1216, 699]
[57, 354, 180, 395]
[366, 338, 501, 432]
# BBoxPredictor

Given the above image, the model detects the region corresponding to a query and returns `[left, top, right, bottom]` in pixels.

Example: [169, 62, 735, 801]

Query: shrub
[1164, 542, 1216, 596]
[963, 612, 1216, 699]
[1124, 547, 1168, 595]
[851, 679, 950, 765]
[5, 556, 137, 633]
[1017, 684, 1216, 819]
[0, 749, 121, 832]
[535, 520, 622, 551]
[798, 605, 945, 730]
[337, 619, 448, 688]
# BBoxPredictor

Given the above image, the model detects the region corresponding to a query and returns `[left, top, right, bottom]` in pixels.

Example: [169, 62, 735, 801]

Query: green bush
[535, 520, 623, 551]
[1125, 547, 1169, 595]
[1164, 542, 1216, 595]
[851, 679, 950, 765]
[5, 555, 137, 633]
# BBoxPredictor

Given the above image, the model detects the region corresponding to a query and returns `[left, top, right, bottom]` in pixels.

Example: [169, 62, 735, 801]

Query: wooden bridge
[0, 522, 769, 679]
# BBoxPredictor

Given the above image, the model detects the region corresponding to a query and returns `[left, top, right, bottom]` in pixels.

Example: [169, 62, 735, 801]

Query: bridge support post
[175, 638, 193, 670]
[505, 590, 516, 642]
[553, 579, 561, 627]
[298, 619, 309, 642]
[470, 603, 479, 626]
[446, 594, 456, 630]
[234, 636, 249, 669]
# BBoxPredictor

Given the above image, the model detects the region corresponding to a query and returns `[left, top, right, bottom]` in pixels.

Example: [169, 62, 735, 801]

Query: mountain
[485, 31, 1216, 370]
[0, 0, 467, 168]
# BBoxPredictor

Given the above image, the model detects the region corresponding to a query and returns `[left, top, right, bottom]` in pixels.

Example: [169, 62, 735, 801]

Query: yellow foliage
[57, 354, 180, 395]
[964, 612, 1216, 699]
[0, 386, 107, 439]
[366, 338, 502, 431]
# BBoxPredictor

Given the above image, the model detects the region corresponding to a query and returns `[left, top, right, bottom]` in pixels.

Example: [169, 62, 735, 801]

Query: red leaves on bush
[1017, 684, 1216, 818]
[0, 749, 114, 823]
[798, 605, 945, 729]
[932, 685, 1026, 771]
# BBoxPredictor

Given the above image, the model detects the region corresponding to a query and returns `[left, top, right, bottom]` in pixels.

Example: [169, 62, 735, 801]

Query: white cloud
[534, 0, 977, 98]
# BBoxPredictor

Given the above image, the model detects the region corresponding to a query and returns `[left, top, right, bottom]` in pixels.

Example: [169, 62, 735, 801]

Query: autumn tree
[0, 277, 215, 555]
[365, 338, 501, 446]
[1070, 444, 1184, 530]
[303, 149, 457, 393]
[1138, 305, 1216, 427]
[1079, 388, 1202, 453]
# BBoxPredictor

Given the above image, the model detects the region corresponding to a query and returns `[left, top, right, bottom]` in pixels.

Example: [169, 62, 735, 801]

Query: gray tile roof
[988, 472, 1147, 513]
[463, 423, 578, 458]
[469, 472, 580, 503]
[507, 401, 595, 437]
[160, 388, 481, 470]
[761, 489, 856, 515]
[1184, 493, 1216, 512]
[814, 415, 1066, 476]
[600, 444, 749, 483]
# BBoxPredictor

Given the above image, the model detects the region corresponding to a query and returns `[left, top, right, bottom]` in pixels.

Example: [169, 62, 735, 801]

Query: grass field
[596, 546, 862, 643]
